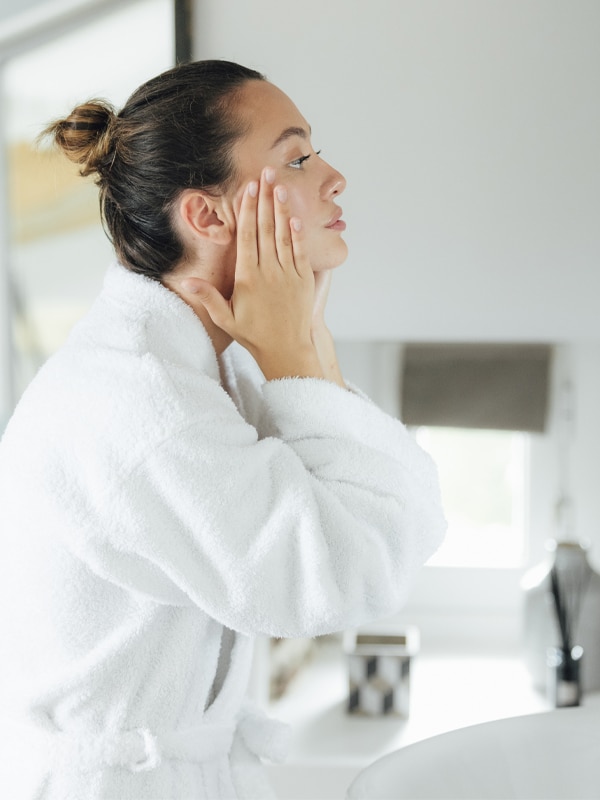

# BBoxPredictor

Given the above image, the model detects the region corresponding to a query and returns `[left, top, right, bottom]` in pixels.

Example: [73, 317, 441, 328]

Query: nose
[320, 159, 346, 198]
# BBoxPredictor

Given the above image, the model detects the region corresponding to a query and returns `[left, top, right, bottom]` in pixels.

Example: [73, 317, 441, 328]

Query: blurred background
[1, 2, 599, 798]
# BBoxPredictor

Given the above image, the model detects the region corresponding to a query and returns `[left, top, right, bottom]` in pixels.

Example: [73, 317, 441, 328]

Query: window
[3, 0, 173, 401]
[415, 426, 529, 569]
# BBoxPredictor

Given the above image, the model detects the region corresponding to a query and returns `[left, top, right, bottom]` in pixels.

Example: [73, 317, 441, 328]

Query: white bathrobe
[0, 262, 445, 800]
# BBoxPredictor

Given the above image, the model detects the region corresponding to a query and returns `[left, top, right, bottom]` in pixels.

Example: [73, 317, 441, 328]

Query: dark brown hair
[41, 60, 265, 280]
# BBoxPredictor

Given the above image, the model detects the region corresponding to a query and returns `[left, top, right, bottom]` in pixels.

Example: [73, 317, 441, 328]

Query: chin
[312, 241, 348, 272]
[313, 263, 343, 273]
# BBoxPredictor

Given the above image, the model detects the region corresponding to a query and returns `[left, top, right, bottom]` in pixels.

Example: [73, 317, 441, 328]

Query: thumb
[180, 277, 233, 330]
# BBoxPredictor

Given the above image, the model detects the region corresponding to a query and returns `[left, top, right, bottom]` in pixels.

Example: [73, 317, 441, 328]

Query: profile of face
[228, 80, 348, 273]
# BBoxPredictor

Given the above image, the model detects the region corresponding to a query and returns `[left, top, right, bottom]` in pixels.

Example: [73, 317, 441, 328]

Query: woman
[0, 60, 445, 799]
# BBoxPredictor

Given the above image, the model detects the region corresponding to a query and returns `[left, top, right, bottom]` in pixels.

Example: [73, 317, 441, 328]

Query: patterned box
[344, 627, 419, 716]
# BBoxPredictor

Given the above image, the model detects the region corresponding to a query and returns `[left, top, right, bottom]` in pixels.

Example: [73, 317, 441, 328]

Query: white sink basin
[347, 706, 600, 799]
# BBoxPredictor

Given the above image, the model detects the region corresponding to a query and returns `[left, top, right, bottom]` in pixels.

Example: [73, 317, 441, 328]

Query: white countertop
[265, 638, 598, 799]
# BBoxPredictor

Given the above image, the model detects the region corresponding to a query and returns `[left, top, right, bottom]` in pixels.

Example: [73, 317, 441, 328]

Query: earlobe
[177, 190, 233, 245]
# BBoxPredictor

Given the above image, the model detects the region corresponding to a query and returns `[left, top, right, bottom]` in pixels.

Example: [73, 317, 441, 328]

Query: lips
[325, 207, 346, 231]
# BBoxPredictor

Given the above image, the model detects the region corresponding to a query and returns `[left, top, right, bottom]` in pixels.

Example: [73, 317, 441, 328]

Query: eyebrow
[270, 125, 311, 149]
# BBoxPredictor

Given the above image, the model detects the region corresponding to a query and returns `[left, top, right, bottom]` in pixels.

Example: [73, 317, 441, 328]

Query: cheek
[286, 186, 313, 223]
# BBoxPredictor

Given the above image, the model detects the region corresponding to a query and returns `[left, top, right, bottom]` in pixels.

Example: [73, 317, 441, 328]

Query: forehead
[234, 80, 309, 145]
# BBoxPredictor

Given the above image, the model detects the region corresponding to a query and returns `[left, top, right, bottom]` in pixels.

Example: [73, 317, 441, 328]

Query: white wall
[194, 0, 600, 341]
[528, 342, 600, 570]
[0, 0, 49, 24]
[571, 345, 600, 565]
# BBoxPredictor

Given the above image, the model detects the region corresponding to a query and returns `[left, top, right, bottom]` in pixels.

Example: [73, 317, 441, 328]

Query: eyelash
[289, 149, 322, 170]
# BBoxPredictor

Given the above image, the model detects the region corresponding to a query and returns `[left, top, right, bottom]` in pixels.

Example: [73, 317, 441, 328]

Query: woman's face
[228, 80, 347, 272]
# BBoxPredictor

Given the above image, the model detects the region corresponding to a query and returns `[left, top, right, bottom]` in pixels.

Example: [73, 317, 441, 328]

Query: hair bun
[41, 99, 117, 177]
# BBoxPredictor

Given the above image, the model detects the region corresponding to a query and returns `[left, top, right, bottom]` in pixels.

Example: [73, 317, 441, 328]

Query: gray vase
[521, 540, 600, 693]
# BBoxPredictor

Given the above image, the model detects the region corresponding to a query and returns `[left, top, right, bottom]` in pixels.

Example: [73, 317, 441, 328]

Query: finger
[186, 278, 235, 333]
[273, 184, 294, 270]
[289, 217, 312, 279]
[236, 181, 259, 277]
[257, 166, 278, 267]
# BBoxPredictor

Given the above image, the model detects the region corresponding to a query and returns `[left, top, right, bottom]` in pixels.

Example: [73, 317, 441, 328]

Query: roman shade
[401, 344, 552, 432]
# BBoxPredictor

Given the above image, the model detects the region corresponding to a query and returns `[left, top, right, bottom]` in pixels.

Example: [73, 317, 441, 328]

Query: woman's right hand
[191, 167, 324, 381]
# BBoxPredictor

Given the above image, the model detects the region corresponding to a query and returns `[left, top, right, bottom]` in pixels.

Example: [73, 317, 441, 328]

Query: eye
[288, 149, 322, 170]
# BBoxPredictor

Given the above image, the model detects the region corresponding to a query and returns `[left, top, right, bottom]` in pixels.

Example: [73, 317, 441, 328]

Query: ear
[176, 189, 234, 245]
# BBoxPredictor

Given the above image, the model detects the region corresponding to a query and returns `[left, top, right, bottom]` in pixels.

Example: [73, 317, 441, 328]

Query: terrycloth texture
[0, 262, 445, 800]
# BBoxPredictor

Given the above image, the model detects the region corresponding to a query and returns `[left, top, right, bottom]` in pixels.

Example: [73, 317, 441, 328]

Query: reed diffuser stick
[550, 564, 571, 653]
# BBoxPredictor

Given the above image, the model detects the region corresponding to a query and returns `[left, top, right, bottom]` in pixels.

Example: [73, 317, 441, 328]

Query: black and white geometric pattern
[347, 652, 411, 716]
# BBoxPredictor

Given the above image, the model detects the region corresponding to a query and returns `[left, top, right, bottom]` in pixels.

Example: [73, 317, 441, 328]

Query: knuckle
[277, 232, 292, 250]
[259, 219, 275, 237]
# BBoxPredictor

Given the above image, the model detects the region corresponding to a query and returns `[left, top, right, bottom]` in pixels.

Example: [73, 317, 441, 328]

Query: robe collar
[101, 261, 221, 382]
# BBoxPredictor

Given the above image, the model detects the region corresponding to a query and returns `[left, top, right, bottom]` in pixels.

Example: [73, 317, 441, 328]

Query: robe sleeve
[66, 376, 446, 638]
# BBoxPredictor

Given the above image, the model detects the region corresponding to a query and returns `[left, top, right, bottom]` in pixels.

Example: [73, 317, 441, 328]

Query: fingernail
[181, 280, 199, 294]
[265, 167, 276, 184]
[275, 185, 287, 203]
[248, 181, 258, 197]
[291, 218, 302, 231]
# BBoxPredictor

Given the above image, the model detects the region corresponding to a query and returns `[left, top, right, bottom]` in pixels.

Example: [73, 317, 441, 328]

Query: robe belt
[54, 722, 236, 772]
[51, 709, 291, 773]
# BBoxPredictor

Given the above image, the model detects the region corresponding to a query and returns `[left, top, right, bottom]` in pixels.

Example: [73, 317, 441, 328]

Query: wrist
[254, 342, 324, 381]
